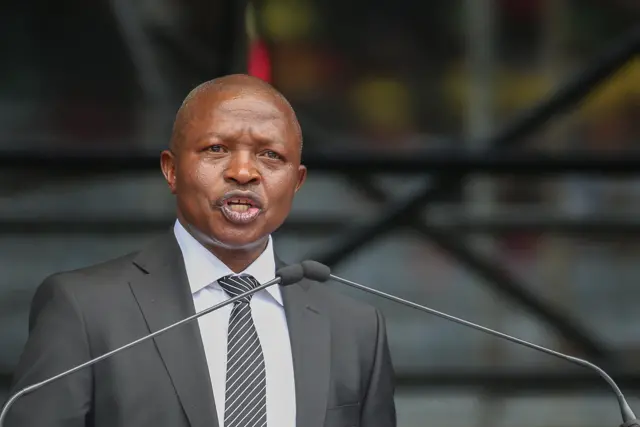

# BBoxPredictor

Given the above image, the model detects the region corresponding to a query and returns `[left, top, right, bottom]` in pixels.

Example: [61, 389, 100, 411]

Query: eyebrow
[195, 131, 287, 148]
[195, 131, 233, 143]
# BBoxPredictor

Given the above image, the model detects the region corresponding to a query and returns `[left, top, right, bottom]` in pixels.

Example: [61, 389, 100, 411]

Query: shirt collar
[173, 220, 282, 305]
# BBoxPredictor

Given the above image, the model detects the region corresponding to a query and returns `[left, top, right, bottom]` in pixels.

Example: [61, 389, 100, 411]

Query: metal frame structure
[1, 24, 639, 395]
[303, 26, 639, 367]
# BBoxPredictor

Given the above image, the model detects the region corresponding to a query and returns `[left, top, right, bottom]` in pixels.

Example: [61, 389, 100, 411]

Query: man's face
[161, 90, 306, 249]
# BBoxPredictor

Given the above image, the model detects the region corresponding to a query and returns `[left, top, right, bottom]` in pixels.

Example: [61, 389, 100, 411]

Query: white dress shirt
[173, 220, 296, 427]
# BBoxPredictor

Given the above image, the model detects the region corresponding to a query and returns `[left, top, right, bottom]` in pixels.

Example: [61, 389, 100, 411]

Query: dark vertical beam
[223, 0, 251, 74]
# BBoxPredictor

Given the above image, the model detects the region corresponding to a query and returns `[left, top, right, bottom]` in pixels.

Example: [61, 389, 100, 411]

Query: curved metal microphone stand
[0, 266, 302, 426]
[300, 259, 640, 427]
[331, 273, 638, 425]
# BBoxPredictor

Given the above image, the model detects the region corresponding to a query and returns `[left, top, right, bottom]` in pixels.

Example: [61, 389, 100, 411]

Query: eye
[207, 144, 227, 153]
[262, 150, 283, 160]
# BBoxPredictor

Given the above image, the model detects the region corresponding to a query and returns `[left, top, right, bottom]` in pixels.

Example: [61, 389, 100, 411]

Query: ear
[160, 150, 178, 194]
[294, 165, 307, 193]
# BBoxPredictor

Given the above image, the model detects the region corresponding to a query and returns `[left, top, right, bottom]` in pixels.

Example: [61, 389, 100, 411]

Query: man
[6, 75, 396, 427]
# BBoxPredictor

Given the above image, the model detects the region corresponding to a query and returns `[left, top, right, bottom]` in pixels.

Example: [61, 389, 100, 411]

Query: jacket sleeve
[360, 308, 397, 427]
[5, 275, 93, 427]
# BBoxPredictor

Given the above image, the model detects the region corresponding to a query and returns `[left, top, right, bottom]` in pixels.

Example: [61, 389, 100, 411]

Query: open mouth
[220, 196, 263, 224]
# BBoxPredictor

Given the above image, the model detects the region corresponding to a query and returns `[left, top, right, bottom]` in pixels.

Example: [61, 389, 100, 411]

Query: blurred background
[0, 0, 639, 425]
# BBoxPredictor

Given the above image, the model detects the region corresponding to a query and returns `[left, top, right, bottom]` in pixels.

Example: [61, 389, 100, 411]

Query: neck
[177, 217, 269, 273]
[207, 239, 268, 273]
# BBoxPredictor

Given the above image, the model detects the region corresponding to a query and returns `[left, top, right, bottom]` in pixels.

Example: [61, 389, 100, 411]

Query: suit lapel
[129, 232, 218, 427]
[278, 258, 331, 427]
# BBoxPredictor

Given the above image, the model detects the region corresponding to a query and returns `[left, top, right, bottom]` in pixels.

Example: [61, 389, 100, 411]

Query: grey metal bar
[5, 371, 640, 394]
[2, 215, 640, 236]
[4, 150, 640, 174]
[0, 218, 344, 236]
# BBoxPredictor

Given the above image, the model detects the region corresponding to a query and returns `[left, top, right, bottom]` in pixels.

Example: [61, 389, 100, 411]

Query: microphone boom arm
[0, 275, 286, 425]
[328, 273, 638, 424]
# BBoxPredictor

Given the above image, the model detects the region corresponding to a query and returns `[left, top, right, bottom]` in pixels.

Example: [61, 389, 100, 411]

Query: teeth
[229, 204, 250, 212]
[227, 198, 253, 207]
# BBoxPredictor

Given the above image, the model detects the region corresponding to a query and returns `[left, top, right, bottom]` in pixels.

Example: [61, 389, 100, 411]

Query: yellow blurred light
[580, 57, 639, 118]
[262, 0, 315, 42]
[443, 64, 554, 113]
[350, 77, 412, 128]
[444, 58, 640, 118]
[245, 2, 258, 42]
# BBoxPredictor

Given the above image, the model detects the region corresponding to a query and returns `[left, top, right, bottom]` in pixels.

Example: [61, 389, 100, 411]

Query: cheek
[194, 164, 212, 190]
[186, 161, 223, 194]
[264, 169, 299, 205]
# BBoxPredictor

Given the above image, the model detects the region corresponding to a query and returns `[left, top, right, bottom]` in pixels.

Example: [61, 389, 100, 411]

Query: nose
[223, 151, 261, 185]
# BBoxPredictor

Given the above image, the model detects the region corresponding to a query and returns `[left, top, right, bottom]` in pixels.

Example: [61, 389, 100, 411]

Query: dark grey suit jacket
[7, 232, 396, 427]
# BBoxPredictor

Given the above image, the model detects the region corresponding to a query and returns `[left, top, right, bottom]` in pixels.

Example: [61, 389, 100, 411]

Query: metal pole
[464, 4, 502, 425]
[108, 0, 171, 105]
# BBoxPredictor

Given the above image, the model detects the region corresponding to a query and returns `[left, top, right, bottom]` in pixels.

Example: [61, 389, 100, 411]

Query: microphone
[0, 264, 304, 425]
[301, 260, 640, 427]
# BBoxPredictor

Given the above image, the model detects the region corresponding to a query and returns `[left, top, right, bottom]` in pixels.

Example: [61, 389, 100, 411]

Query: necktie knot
[218, 274, 260, 303]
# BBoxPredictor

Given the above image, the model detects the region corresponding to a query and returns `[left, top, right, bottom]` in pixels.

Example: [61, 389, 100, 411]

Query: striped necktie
[217, 274, 267, 427]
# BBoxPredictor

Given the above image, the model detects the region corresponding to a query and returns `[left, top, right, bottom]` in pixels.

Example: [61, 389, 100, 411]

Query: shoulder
[31, 250, 139, 301]
[30, 236, 162, 319]
[40, 250, 140, 293]
[37, 231, 175, 294]
[26, 250, 140, 328]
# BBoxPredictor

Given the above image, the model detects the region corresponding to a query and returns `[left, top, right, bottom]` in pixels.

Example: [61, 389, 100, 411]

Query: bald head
[170, 74, 302, 152]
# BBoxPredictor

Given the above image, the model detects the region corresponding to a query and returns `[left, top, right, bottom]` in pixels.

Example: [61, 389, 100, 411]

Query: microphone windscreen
[276, 264, 304, 286]
[301, 260, 331, 282]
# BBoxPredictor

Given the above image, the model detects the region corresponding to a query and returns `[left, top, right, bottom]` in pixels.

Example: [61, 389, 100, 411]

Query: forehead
[213, 94, 285, 120]
[172, 85, 303, 153]
[188, 91, 291, 130]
